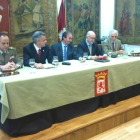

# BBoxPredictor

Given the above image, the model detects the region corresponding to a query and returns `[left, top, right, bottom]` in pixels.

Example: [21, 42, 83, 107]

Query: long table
[0, 57, 140, 136]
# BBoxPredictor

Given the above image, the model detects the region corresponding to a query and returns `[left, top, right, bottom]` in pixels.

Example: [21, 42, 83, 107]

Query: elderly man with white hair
[102, 29, 123, 55]
[77, 31, 104, 60]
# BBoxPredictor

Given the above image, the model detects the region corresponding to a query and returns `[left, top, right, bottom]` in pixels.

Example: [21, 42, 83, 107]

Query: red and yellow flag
[95, 70, 108, 96]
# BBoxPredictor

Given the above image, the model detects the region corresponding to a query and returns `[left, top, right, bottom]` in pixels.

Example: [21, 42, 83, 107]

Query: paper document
[43, 64, 56, 69]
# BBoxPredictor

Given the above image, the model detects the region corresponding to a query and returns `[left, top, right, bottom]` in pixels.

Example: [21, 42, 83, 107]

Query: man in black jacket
[77, 31, 104, 60]
[23, 31, 49, 68]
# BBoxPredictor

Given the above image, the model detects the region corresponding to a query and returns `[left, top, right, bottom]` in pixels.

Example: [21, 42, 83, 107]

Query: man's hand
[34, 63, 44, 69]
[0, 62, 16, 70]
[10, 62, 20, 69]
[117, 50, 123, 54]
[90, 55, 98, 60]
[10, 62, 16, 67]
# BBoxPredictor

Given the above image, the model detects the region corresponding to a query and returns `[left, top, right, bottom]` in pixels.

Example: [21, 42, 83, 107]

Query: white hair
[109, 29, 118, 37]
[32, 31, 46, 43]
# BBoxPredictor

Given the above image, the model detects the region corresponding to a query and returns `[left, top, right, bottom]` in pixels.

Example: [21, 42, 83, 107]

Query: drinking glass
[83, 52, 88, 65]
[108, 51, 112, 59]
[130, 47, 134, 57]
[83, 52, 88, 59]
[123, 51, 128, 59]
[29, 59, 35, 74]
[45, 59, 48, 64]
[53, 56, 59, 69]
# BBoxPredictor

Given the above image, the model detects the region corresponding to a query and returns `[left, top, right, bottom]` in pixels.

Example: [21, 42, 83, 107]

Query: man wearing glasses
[102, 29, 123, 55]
[77, 31, 104, 60]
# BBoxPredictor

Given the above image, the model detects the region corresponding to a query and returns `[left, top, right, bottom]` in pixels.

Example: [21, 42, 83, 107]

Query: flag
[58, 0, 66, 42]
[95, 70, 108, 96]
[0, 0, 9, 34]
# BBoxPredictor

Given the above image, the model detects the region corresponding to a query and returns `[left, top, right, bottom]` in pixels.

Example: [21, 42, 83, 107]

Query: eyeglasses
[88, 36, 96, 40]
[111, 36, 117, 38]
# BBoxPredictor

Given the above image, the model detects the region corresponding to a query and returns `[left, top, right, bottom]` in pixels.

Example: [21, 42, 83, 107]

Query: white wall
[57, 0, 62, 15]
[100, 0, 115, 38]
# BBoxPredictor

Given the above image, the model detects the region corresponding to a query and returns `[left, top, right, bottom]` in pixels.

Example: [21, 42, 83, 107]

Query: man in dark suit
[23, 31, 49, 69]
[77, 31, 104, 60]
[49, 31, 85, 63]
[0, 32, 22, 70]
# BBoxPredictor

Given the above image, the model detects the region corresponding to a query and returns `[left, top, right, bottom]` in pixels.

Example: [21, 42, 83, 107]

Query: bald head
[86, 31, 96, 37]
[86, 31, 96, 45]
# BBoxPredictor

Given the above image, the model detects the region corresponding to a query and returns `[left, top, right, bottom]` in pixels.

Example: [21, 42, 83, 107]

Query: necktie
[63, 46, 67, 61]
[38, 49, 41, 60]
[89, 45, 92, 55]
[112, 42, 115, 51]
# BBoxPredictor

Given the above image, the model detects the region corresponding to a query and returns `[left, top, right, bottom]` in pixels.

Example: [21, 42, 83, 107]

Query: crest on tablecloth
[95, 70, 108, 96]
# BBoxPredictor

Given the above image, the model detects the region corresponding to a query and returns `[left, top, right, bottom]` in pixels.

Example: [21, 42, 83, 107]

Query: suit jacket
[23, 43, 50, 66]
[0, 47, 22, 67]
[77, 40, 104, 57]
[49, 43, 80, 63]
[102, 38, 123, 54]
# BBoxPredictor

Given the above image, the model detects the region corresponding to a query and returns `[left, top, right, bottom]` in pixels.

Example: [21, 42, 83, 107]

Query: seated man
[77, 31, 104, 60]
[23, 31, 50, 69]
[0, 32, 22, 70]
[49, 31, 85, 63]
[102, 29, 123, 55]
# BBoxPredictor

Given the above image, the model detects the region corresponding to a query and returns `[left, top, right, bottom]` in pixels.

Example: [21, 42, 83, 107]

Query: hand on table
[90, 55, 98, 60]
[117, 50, 123, 54]
[35, 63, 44, 69]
